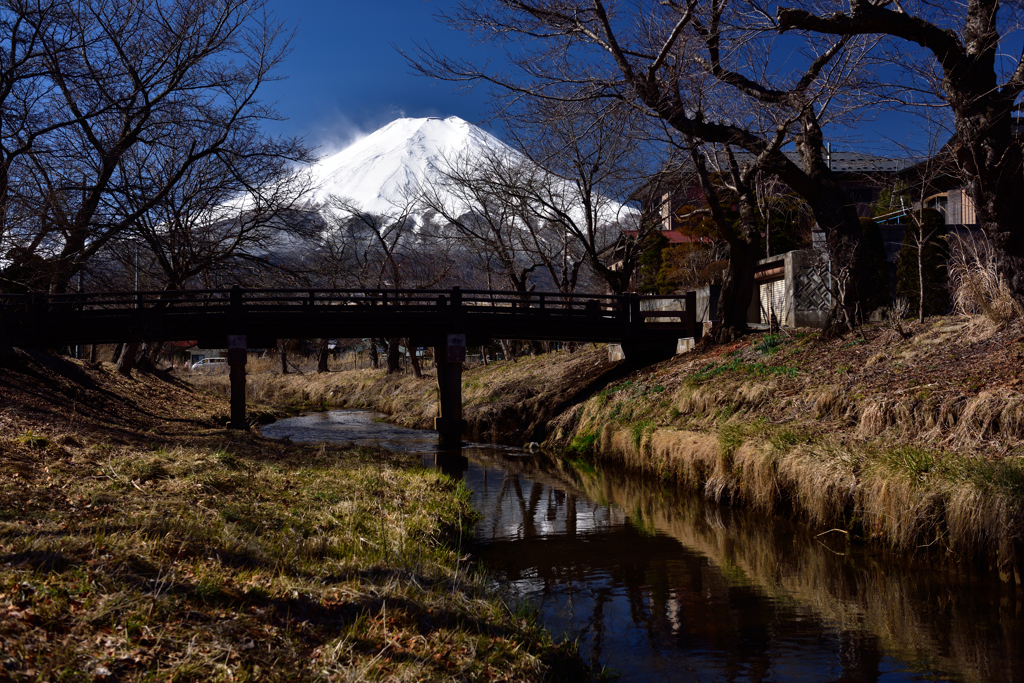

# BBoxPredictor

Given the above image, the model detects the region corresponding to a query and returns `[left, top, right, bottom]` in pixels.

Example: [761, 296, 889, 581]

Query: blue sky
[261, 0, 491, 153]
[260, 1, 957, 159]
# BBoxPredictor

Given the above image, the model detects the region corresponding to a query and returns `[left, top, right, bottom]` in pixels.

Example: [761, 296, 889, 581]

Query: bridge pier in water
[433, 334, 467, 448]
[227, 334, 248, 431]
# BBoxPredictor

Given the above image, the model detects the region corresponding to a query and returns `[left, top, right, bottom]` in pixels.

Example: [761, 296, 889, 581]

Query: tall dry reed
[948, 233, 1022, 325]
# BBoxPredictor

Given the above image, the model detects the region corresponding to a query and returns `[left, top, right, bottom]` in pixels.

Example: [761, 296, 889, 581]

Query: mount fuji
[306, 116, 513, 214]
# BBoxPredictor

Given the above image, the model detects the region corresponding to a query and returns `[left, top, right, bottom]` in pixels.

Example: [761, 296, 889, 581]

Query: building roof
[822, 151, 906, 173]
[620, 229, 708, 244]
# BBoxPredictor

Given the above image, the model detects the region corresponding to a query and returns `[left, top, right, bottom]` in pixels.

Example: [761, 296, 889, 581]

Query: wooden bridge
[0, 286, 699, 445]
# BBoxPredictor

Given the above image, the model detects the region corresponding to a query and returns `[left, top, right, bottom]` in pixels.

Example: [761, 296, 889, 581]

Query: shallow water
[263, 411, 1023, 682]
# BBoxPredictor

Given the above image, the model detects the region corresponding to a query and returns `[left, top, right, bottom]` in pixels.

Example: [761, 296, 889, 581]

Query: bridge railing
[1, 287, 642, 315]
[0, 287, 698, 342]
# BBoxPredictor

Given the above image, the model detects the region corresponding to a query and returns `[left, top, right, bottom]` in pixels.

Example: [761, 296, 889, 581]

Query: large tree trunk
[115, 342, 139, 376]
[279, 341, 288, 374]
[959, 122, 1024, 298]
[789, 114, 869, 335]
[369, 340, 380, 369]
[406, 339, 422, 379]
[316, 339, 330, 373]
[714, 205, 761, 342]
[500, 339, 516, 362]
[386, 338, 402, 375]
[778, 0, 1024, 301]
[134, 342, 156, 372]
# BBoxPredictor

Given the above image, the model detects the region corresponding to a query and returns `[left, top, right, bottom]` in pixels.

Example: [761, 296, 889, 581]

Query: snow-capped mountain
[308, 116, 512, 214]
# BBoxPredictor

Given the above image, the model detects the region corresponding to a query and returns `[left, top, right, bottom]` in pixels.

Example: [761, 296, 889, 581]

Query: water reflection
[263, 411, 1022, 682]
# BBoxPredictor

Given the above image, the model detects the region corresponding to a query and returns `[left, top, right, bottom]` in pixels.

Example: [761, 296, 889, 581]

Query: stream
[262, 410, 1023, 682]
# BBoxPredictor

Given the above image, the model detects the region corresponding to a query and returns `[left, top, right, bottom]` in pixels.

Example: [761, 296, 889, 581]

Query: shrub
[948, 233, 1022, 325]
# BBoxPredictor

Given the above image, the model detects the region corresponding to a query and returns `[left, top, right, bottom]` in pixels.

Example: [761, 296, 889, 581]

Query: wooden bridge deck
[0, 286, 699, 349]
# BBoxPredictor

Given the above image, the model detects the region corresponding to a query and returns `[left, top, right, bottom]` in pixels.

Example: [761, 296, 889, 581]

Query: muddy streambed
[263, 410, 1022, 682]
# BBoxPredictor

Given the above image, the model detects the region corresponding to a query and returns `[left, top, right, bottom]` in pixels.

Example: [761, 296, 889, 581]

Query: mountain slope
[309, 116, 512, 214]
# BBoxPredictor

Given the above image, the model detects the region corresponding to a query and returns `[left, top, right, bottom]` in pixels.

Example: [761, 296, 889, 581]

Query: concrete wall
[787, 249, 831, 328]
[694, 284, 720, 324]
[749, 250, 831, 329]
[640, 285, 719, 324]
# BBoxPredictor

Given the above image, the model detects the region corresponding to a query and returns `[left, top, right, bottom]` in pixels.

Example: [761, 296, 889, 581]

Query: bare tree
[316, 193, 458, 374]
[501, 100, 660, 294]
[684, 139, 762, 340]
[778, 0, 1024, 298]
[413, 0, 878, 333]
[0, 0, 77, 286]
[420, 147, 546, 294]
[2, 0, 302, 293]
[111, 135, 315, 290]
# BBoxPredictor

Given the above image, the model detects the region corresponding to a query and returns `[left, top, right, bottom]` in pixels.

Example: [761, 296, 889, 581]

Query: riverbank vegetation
[553, 316, 1024, 582]
[191, 346, 620, 444]
[203, 314, 1024, 582]
[0, 349, 585, 681]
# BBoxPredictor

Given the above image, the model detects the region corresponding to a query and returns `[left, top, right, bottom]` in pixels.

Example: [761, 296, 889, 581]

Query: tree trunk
[279, 341, 288, 374]
[406, 339, 422, 379]
[369, 341, 380, 369]
[111, 342, 124, 364]
[714, 196, 761, 342]
[500, 339, 516, 362]
[789, 117, 869, 335]
[918, 235, 925, 324]
[317, 339, 330, 373]
[115, 342, 139, 376]
[135, 342, 156, 372]
[386, 338, 402, 375]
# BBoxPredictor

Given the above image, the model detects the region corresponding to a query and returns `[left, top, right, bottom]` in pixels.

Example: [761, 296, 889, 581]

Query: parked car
[190, 357, 227, 373]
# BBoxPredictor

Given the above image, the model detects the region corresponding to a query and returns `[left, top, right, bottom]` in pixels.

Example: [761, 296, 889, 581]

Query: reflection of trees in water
[567, 462, 1015, 683]
[468, 453, 988, 682]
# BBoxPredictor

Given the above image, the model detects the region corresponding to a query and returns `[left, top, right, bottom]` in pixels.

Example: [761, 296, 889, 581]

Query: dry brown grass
[949, 233, 1023, 326]
[190, 346, 619, 445]
[545, 346, 1024, 579]
[0, 351, 586, 681]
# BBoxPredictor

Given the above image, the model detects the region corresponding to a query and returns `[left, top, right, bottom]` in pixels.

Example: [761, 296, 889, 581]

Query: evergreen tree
[859, 218, 892, 315]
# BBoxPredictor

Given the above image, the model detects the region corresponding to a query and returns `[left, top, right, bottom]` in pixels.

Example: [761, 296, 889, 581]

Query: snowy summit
[309, 116, 511, 214]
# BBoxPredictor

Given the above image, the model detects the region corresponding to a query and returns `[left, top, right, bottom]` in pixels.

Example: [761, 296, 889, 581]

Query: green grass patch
[718, 424, 744, 463]
[754, 334, 784, 355]
[687, 357, 797, 386]
[631, 419, 657, 452]
[769, 427, 808, 454]
[568, 430, 599, 455]
[15, 430, 49, 449]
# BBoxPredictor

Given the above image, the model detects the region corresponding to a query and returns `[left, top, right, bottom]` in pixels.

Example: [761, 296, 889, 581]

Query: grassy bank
[0, 350, 584, 681]
[549, 316, 1024, 582]
[188, 316, 1024, 581]
[191, 346, 620, 444]
[188, 315, 1024, 577]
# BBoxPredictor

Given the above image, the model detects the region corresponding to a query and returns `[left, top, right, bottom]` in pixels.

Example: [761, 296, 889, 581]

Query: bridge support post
[434, 334, 466, 448]
[228, 334, 248, 430]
